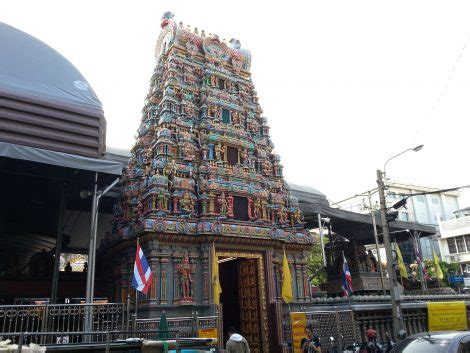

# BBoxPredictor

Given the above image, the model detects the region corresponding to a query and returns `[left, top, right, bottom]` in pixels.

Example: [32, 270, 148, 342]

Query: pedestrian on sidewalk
[301, 325, 321, 353]
[226, 326, 250, 353]
[359, 329, 383, 353]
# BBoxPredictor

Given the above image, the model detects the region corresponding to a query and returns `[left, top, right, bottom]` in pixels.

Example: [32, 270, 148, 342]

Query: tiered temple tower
[104, 12, 314, 352]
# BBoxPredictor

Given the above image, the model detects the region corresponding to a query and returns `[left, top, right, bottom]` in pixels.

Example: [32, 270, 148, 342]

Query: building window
[233, 196, 249, 221]
[416, 195, 425, 202]
[456, 236, 467, 253]
[465, 234, 470, 252]
[226, 146, 239, 166]
[222, 109, 231, 124]
[432, 198, 439, 205]
[448, 238, 457, 254]
[218, 79, 225, 90]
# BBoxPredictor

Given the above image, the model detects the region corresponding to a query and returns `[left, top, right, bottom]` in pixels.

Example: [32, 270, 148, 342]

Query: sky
[2, 0, 470, 207]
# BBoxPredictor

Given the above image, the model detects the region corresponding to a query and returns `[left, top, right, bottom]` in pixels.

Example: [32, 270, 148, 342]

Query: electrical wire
[428, 30, 470, 121]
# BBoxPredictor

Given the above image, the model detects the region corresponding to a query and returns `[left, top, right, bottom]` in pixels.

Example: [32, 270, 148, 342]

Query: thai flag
[342, 254, 354, 296]
[132, 244, 152, 294]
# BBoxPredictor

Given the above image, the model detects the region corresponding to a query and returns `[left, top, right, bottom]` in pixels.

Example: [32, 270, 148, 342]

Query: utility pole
[377, 169, 404, 338]
[368, 191, 386, 295]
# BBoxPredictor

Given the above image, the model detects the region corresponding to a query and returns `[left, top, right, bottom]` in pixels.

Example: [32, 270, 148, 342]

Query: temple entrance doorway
[218, 252, 268, 353]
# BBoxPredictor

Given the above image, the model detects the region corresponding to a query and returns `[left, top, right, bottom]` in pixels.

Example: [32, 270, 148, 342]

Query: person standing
[226, 326, 250, 353]
[301, 325, 321, 353]
[359, 329, 383, 353]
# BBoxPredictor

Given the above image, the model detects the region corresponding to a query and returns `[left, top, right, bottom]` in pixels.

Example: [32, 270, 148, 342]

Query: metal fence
[136, 315, 217, 338]
[0, 303, 125, 344]
[282, 310, 358, 352]
[7, 330, 207, 353]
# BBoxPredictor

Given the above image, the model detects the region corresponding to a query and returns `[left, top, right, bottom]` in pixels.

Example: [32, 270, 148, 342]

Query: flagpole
[135, 237, 139, 322]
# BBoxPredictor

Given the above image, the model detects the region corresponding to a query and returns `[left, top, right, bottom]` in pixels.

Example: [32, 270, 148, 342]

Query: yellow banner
[428, 301, 468, 331]
[198, 328, 218, 339]
[291, 312, 307, 353]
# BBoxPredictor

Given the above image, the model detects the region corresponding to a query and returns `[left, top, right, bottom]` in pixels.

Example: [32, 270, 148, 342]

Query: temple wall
[106, 235, 313, 318]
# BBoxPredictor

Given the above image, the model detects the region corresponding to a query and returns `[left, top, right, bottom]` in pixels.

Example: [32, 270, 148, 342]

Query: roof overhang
[0, 142, 122, 176]
[300, 203, 436, 244]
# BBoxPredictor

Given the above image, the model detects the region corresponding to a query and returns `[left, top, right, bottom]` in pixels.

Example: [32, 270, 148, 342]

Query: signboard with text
[198, 328, 218, 339]
[448, 275, 464, 284]
[290, 312, 307, 353]
[428, 301, 468, 331]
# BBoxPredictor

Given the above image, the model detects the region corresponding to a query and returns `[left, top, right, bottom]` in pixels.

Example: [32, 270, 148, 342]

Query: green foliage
[424, 259, 460, 279]
[424, 259, 436, 278]
[423, 259, 461, 286]
[439, 261, 460, 277]
[307, 243, 328, 287]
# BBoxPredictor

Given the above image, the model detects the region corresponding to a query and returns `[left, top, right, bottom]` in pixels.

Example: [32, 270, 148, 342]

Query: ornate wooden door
[238, 259, 262, 353]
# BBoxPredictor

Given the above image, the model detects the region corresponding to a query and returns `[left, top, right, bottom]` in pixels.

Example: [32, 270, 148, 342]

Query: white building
[336, 182, 461, 261]
[438, 208, 470, 271]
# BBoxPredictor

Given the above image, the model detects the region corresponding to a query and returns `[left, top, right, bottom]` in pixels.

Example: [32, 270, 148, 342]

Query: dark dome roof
[288, 182, 330, 209]
[0, 22, 102, 114]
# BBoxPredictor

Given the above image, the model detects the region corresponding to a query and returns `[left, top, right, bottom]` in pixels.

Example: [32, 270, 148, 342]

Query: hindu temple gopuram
[103, 12, 314, 352]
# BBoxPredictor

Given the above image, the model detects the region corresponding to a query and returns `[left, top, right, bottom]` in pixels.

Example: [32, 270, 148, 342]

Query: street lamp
[383, 144, 424, 177]
[376, 144, 423, 339]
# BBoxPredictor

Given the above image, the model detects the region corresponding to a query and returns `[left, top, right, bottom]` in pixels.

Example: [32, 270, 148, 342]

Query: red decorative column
[302, 264, 310, 301]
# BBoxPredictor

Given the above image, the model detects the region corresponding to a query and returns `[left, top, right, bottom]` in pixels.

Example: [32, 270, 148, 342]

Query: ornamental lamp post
[377, 144, 423, 340]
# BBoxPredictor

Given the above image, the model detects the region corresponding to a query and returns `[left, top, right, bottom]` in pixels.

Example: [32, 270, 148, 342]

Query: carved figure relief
[157, 191, 168, 211]
[218, 192, 229, 217]
[182, 143, 195, 161]
[215, 143, 224, 161]
[177, 256, 195, 301]
[240, 149, 249, 167]
[253, 198, 262, 220]
[277, 206, 288, 225]
[180, 192, 194, 214]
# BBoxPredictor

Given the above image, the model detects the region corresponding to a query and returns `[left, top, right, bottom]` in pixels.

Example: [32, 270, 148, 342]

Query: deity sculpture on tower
[177, 256, 195, 302]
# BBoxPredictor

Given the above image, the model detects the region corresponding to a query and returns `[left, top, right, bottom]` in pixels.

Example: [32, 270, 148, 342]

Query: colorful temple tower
[104, 12, 314, 352]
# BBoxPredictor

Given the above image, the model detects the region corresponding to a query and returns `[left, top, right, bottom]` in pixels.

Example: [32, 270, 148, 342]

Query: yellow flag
[211, 243, 222, 305]
[395, 242, 408, 279]
[282, 251, 294, 303]
[433, 249, 444, 280]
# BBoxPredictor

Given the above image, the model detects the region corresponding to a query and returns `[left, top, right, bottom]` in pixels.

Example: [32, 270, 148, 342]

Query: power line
[428, 30, 470, 120]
